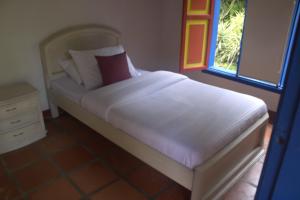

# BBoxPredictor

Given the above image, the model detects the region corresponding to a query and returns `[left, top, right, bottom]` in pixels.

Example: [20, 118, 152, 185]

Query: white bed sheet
[50, 76, 88, 104]
[81, 71, 267, 169]
[50, 68, 148, 104]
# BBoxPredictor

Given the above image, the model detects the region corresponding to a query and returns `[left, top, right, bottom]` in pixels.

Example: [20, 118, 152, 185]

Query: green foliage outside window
[214, 0, 246, 71]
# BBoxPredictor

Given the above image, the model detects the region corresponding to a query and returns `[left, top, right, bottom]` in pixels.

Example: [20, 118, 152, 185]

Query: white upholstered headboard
[40, 24, 121, 88]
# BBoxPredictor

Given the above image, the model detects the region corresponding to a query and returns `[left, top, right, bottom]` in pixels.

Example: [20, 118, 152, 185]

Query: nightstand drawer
[0, 112, 39, 133]
[0, 123, 46, 154]
[0, 83, 46, 154]
[0, 97, 37, 120]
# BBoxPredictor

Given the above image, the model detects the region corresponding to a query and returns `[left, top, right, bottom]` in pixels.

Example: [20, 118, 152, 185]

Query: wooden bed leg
[190, 171, 206, 200]
[50, 101, 59, 118]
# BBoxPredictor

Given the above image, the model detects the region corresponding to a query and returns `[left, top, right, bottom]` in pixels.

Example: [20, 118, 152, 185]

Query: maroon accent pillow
[95, 52, 132, 86]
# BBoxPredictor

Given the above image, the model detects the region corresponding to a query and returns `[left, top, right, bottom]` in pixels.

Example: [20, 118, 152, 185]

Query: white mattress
[81, 71, 268, 169]
[50, 76, 88, 104]
[50, 68, 148, 103]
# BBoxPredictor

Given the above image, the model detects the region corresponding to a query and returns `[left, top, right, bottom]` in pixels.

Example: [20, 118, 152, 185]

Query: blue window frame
[203, 0, 298, 93]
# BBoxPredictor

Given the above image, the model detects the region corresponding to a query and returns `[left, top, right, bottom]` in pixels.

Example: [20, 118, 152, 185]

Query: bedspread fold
[81, 71, 267, 169]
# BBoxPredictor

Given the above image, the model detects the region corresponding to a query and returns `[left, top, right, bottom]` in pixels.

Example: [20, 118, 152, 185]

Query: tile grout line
[3, 132, 87, 198]
[73, 125, 154, 199]
[0, 157, 26, 200]
[50, 115, 123, 200]
[150, 181, 176, 200]
[36, 134, 90, 200]
[14, 142, 65, 199]
[55, 114, 151, 199]
[3, 147, 47, 174]
[86, 179, 120, 197]
[51, 115, 111, 200]
[78, 134, 151, 199]
[54, 114, 181, 200]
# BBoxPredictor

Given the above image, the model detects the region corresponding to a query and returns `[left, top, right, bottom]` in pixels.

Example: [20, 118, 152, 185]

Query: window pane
[238, 0, 294, 84]
[214, 0, 246, 72]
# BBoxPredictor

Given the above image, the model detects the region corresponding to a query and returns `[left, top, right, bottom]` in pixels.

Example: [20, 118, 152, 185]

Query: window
[213, 0, 246, 73]
[180, 0, 297, 93]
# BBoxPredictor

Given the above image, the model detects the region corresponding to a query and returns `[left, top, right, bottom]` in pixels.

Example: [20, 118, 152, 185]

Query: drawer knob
[6, 107, 17, 112]
[10, 120, 21, 125]
[13, 132, 24, 137]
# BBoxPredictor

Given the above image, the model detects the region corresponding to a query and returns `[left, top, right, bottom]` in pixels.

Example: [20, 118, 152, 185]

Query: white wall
[159, 0, 295, 111]
[0, 0, 162, 110]
[0, 0, 294, 112]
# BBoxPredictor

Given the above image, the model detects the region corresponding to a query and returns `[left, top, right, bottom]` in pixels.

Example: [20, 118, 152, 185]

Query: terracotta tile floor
[0, 114, 273, 200]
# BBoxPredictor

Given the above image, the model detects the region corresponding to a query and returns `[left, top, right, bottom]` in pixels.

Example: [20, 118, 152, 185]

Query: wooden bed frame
[40, 25, 268, 200]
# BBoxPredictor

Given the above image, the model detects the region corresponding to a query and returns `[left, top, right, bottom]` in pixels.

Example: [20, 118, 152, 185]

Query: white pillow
[69, 49, 102, 90]
[69, 45, 140, 90]
[58, 59, 82, 85]
[126, 56, 141, 77]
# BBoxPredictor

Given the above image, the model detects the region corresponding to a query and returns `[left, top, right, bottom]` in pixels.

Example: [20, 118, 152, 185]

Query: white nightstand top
[0, 82, 37, 102]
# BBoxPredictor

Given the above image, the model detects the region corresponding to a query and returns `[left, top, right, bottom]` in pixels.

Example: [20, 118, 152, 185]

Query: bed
[40, 25, 268, 200]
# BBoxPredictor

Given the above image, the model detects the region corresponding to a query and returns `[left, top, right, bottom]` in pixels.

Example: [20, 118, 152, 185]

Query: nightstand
[0, 82, 47, 154]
